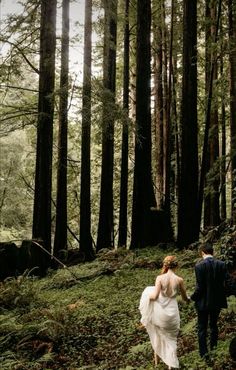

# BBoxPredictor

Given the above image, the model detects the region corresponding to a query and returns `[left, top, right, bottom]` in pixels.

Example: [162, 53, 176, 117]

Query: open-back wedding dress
[139, 270, 182, 369]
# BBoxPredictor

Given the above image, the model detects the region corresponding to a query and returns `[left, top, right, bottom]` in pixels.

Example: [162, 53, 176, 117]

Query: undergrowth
[0, 246, 235, 369]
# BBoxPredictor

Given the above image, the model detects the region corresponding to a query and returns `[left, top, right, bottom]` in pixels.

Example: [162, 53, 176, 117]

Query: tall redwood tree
[204, 0, 220, 228]
[130, 0, 168, 249]
[118, 0, 130, 248]
[32, 0, 57, 254]
[229, 0, 236, 223]
[97, 0, 118, 251]
[177, 0, 199, 247]
[79, 0, 94, 260]
[54, 0, 69, 257]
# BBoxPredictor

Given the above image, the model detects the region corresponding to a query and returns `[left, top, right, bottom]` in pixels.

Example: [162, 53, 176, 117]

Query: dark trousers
[197, 309, 221, 357]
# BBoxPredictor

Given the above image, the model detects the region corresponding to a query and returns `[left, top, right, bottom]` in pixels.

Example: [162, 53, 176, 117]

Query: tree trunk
[203, 0, 212, 228]
[97, 0, 118, 251]
[32, 0, 57, 256]
[153, 1, 164, 209]
[220, 66, 227, 220]
[204, 0, 220, 228]
[197, 0, 222, 232]
[162, 0, 168, 205]
[172, 11, 180, 220]
[130, 0, 171, 249]
[164, 0, 175, 222]
[54, 0, 69, 258]
[79, 0, 95, 260]
[177, 0, 199, 247]
[229, 0, 236, 223]
[118, 0, 130, 248]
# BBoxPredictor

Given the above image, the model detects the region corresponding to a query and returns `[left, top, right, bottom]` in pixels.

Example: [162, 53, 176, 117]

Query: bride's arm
[179, 278, 190, 302]
[149, 277, 161, 300]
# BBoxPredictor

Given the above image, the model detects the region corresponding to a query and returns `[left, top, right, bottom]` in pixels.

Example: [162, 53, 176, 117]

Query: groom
[191, 243, 228, 360]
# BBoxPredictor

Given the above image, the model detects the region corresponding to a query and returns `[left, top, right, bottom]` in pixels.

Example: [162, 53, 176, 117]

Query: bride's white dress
[139, 271, 180, 368]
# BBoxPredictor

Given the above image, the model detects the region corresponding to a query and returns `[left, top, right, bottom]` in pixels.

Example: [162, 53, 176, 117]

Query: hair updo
[161, 255, 178, 274]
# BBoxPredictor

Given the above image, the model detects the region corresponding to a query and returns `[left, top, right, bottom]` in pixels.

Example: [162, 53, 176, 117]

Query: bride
[139, 255, 190, 369]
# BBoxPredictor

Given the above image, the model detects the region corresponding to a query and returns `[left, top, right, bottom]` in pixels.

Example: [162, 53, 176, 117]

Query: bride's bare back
[150, 269, 189, 301]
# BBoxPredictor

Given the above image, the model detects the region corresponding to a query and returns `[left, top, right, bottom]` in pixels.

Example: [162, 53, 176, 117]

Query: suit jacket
[191, 257, 228, 311]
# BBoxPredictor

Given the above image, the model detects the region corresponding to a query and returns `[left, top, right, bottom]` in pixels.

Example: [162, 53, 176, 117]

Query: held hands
[186, 296, 191, 304]
[179, 295, 191, 305]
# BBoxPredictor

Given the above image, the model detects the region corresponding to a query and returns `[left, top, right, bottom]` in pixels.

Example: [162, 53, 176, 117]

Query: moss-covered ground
[0, 246, 235, 369]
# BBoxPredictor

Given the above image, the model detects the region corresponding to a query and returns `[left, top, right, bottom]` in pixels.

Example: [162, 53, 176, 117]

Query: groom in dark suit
[191, 243, 228, 360]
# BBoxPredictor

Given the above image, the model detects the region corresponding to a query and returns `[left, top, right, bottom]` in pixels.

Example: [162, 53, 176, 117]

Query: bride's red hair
[161, 255, 178, 274]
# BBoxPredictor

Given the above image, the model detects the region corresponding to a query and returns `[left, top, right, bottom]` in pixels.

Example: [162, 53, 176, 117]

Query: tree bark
[204, 0, 220, 228]
[130, 0, 171, 249]
[203, 0, 212, 227]
[177, 0, 199, 247]
[79, 0, 95, 260]
[220, 86, 227, 221]
[197, 0, 222, 232]
[97, 0, 118, 251]
[162, 0, 169, 205]
[164, 0, 175, 221]
[32, 0, 57, 256]
[118, 0, 130, 248]
[229, 0, 236, 223]
[153, 0, 164, 209]
[54, 0, 69, 257]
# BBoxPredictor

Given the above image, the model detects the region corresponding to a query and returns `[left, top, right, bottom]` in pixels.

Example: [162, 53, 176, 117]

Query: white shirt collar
[203, 254, 213, 259]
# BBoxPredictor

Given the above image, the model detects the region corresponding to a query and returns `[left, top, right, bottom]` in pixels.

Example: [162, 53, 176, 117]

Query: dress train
[139, 286, 180, 369]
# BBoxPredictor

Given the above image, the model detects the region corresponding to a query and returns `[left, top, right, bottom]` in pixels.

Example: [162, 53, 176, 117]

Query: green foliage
[0, 271, 40, 310]
[219, 234, 236, 269]
[207, 223, 236, 268]
[0, 132, 34, 236]
[0, 228, 23, 242]
[0, 246, 235, 369]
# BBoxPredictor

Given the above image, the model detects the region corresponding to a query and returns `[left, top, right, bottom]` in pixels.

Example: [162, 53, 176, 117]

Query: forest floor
[0, 243, 235, 370]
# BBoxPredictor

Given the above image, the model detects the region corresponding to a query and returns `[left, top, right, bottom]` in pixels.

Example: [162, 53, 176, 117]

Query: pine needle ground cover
[0, 246, 235, 370]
